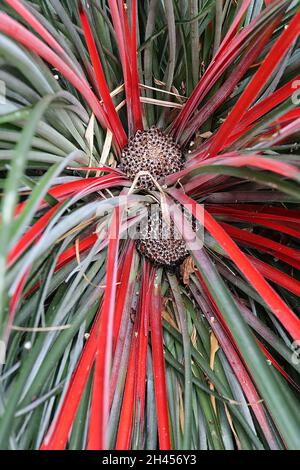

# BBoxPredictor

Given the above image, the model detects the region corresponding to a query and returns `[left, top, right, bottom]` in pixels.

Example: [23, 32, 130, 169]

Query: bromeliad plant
[0, 0, 300, 450]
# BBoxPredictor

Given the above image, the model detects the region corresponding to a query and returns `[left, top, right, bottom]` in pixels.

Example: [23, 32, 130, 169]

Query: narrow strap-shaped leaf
[248, 255, 300, 297]
[0, 13, 110, 131]
[40, 306, 101, 450]
[228, 73, 300, 143]
[220, 222, 300, 269]
[180, 19, 277, 145]
[202, 210, 300, 338]
[165, 152, 300, 187]
[168, 197, 300, 448]
[87, 207, 121, 449]
[170, 0, 283, 139]
[79, 2, 127, 149]
[208, 8, 300, 156]
[4, 0, 74, 68]
[0, 94, 62, 330]
[15, 174, 127, 216]
[108, 0, 143, 134]
[115, 318, 138, 449]
[170, 189, 300, 340]
[130, 0, 143, 132]
[8, 202, 63, 266]
[133, 262, 152, 447]
[150, 278, 171, 450]
[192, 278, 279, 450]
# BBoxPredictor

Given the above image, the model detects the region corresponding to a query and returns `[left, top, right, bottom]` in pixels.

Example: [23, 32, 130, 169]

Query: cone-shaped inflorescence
[120, 127, 184, 190]
[136, 205, 188, 268]
[120, 128, 186, 267]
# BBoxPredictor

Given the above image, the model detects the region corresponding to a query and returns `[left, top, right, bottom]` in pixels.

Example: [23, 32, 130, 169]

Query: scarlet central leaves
[120, 127, 184, 189]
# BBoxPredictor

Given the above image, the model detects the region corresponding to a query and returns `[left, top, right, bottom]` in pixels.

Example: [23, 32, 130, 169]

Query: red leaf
[207, 8, 300, 157]
[207, 204, 300, 222]
[112, 243, 135, 346]
[15, 174, 127, 216]
[87, 208, 121, 449]
[134, 262, 152, 440]
[79, 3, 127, 149]
[115, 261, 152, 449]
[0, 13, 112, 137]
[150, 280, 171, 450]
[170, 0, 266, 139]
[207, 205, 300, 239]
[213, 0, 253, 61]
[108, 0, 143, 134]
[41, 308, 101, 450]
[229, 74, 300, 143]
[129, 0, 143, 132]
[115, 320, 138, 449]
[258, 340, 300, 391]
[164, 152, 300, 190]
[8, 203, 63, 266]
[55, 234, 98, 271]
[275, 109, 300, 125]
[41, 240, 134, 450]
[220, 222, 300, 269]
[192, 278, 278, 449]
[259, 117, 300, 148]
[170, 189, 300, 340]
[4, 0, 71, 63]
[248, 255, 300, 297]
[180, 20, 277, 145]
